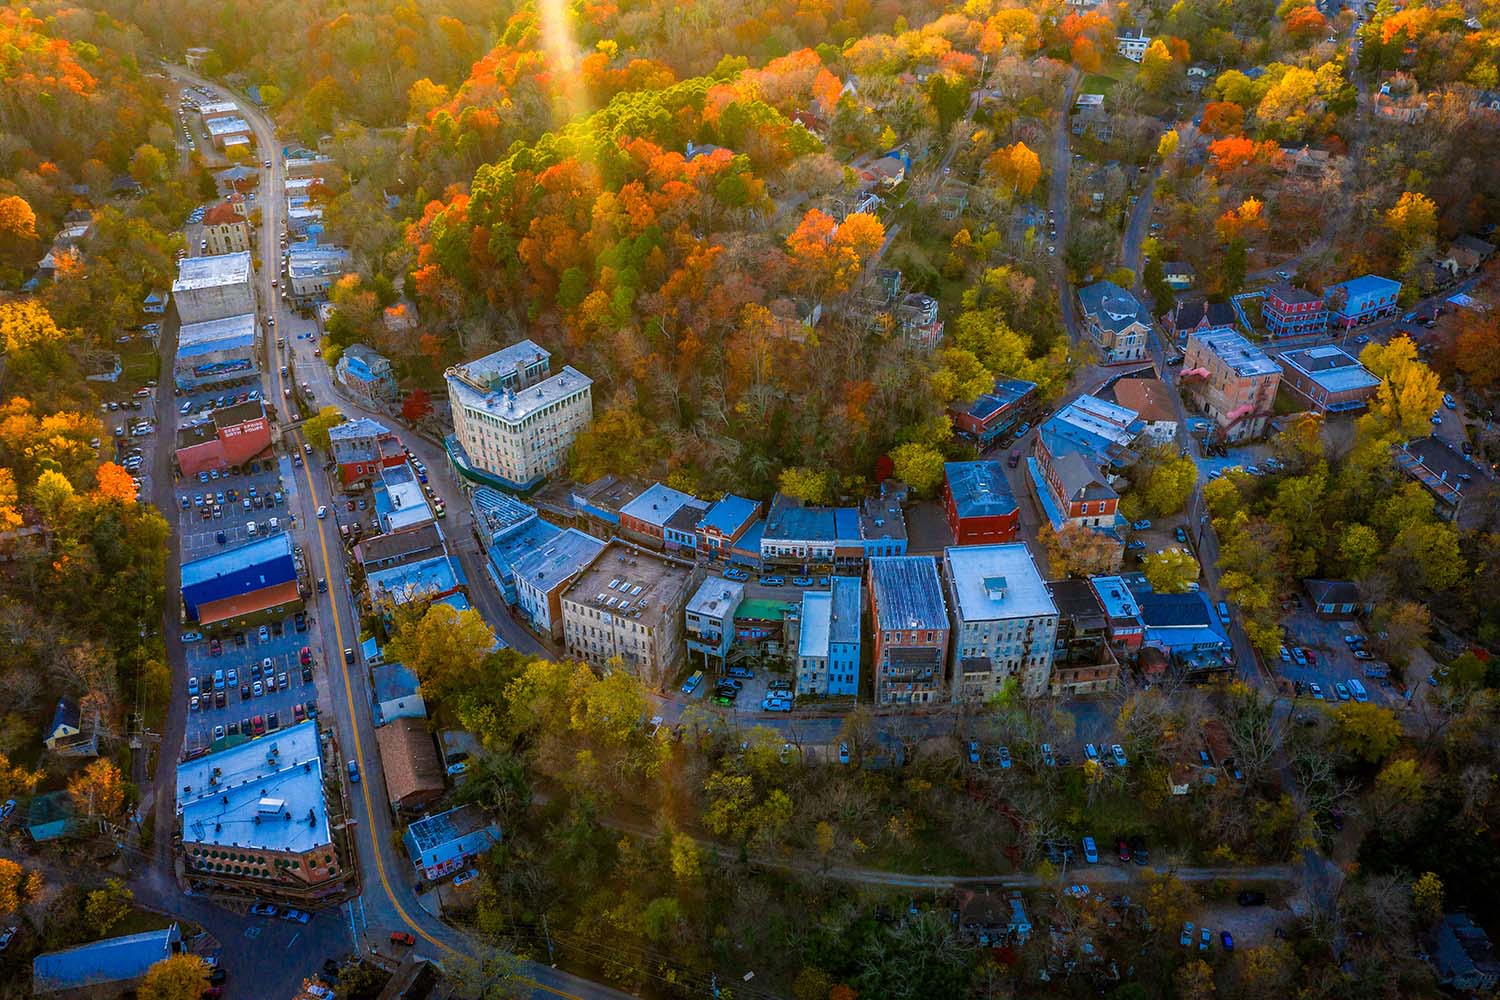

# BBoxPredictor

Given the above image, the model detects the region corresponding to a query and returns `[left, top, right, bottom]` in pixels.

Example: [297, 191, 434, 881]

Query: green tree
[301, 406, 345, 452]
[1331, 702, 1402, 764]
[84, 879, 134, 936]
[1174, 959, 1216, 1000]
[890, 442, 946, 496]
[1143, 548, 1198, 593]
[138, 954, 209, 1000]
[1136, 451, 1197, 516]
[129, 144, 167, 185]
[1143, 256, 1176, 316]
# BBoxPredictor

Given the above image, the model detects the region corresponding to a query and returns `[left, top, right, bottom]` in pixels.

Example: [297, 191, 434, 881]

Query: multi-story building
[868, 556, 949, 706]
[859, 489, 909, 559]
[1089, 575, 1145, 651]
[511, 528, 607, 640]
[1116, 29, 1151, 61]
[1078, 281, 1150, 364]
[943, 460, 1019, 545]
[172, 252, 254, 324]
[685, 576, 745, 671]
[328, 417, 404, 489]
[1324, 274, 1401, 329]
[761, 494, 863, 568]
[173, 312, 258, 392]
[1045, 578, 1120, 696]
[560, 540, 697, 687]
[1165, 298, 1238, 345]
[1262, 283, 1327, 338]
[1182, 328, 1282, 442]
[334, 344, 397, 403]
[446, 340, 593, 491]
[205, 115, 252, 148]
[1029, 394, 1139, 536]
[287, 244, 349, 306]
[948, 377, 1037, 448]
[1111, 377, 1178, 444]
[695, 494, 761, 558]
[1277, 345, 1381, 414]
[175, 720, 350, 906]
[944, 544, 1058, 700]
[619, 482, 708, 550]
[796, 576, 862, 697]
[201, 202, 252, 254]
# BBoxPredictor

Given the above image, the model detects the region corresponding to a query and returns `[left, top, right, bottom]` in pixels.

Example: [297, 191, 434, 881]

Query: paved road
[1051, 74, 1080, 344]
[164, 66, 628, 1000]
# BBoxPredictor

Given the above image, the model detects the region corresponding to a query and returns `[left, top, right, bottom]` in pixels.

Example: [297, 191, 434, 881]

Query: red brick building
[942, 461, 1019, 545]
[174, 400, 272, 477]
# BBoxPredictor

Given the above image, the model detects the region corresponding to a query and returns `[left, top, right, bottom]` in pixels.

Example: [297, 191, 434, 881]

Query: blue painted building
[335, 344, 398, 403]
[1324, 274, 1401, 328]
[696, 494, 761, 558]
[472, 488, 562, 603]
[796, 576, 862, 697]
[179, 534, 300, 627]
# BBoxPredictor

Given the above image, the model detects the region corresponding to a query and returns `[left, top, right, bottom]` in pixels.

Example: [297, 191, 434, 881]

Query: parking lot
[181, 612, 320, 752]
[1271, 604, 1403, 708]
[101, 391, 159, 503]
[175, 453, 300, 559]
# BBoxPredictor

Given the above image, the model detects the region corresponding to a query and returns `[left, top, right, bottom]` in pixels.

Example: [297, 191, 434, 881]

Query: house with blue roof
[797, 576, 862, 697]
[33, 924, 182, 995]
[1027, 395, 1139, 562]
[335, 343, 397, 403]
[471, 489, 562, 603]
[696, 494, 762, 558]
[512, 528, 607, 640]
[179, 534, 301, 629]
[1078, 281, 1150, 365]
[1324, 274, 1401, 329]
[949, 377, 1038, 447]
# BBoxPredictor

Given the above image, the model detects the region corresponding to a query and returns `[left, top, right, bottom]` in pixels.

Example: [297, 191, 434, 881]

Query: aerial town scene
[0, 0, 1498, 997]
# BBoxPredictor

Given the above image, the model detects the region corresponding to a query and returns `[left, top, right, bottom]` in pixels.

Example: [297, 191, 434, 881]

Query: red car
[389, 931, 415, 947]
[252, 715, 266, 736]
[209, 638, 222, 656]
[1302, 648, 1317, 665]
[299, 646, 313, 666]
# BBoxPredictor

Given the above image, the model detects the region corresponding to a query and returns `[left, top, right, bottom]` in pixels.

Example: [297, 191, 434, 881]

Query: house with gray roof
[1078, 281, 1150, 365]
[868, 556, 949, 706]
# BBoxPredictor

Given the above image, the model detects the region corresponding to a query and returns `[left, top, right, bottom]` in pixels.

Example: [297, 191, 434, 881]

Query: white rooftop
[448, 365, 592, 426]
[799, 591, 832, 658]
[205, 116, 250, 137]
[945, 543, 1057, 623]
[173, 251, 252, 292]
[197, 100, 238, 117]
[687, 576, 744, 620]
[176, 720, 332, 855]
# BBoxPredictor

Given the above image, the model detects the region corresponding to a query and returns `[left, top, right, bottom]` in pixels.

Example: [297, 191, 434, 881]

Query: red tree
[402, 389, 433, 422]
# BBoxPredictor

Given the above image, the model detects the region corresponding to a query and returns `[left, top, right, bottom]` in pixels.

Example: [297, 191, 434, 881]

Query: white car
[317, 505, 327, 519]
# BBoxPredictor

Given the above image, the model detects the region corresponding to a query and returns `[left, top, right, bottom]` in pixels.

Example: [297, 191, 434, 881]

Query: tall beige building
[560, 540, 697, 689]
[445, 340, 592, 490]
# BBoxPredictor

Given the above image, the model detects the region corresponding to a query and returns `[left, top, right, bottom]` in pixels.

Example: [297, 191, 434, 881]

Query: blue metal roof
[699, 494, 758, 536]
[33, 926, 181, 993]
[945, 461, 1018, 520]
[180, 535, 296, 618]
[1326, 273, 1399, 303]
[488, 517, 563, 581]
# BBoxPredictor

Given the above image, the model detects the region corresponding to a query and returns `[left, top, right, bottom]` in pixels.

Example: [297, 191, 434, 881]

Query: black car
[1129, 835, 1148, 865]
[294, 612, 307, 632]
[1237, 891, 1267, 907]
[240, 684, 250, 700]
[271, 619, 283, 636]
[234, 631, 247, 646]
[214, 690, 226, 709]
[302, 665, 313, 684]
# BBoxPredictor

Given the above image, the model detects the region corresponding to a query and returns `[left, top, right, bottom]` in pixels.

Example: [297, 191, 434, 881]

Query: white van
[1347, 678, 1369, 703]
[269, 517, 279, 531]
[247, 521, 257, 536]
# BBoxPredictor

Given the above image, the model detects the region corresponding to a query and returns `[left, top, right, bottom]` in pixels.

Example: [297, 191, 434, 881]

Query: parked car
[1180, 921, 1195, 947]
[347, 760, 359, 783]
[968, 741, 981, 765]
[1110, 744, 1128, 767]
[0, 925, 16, 950]
[1220, 930, 1234, 952]
[760, 575, 785, 586]
[723, 567, 749, 582]
[250, 902, 279, 917]
[791, 576, 813, 587]
[1084, 743, 1100, 762]
[1236, 890, 1266, 906]
[727, 665, 754, 679]
[838, 742, 850, 765]
[281, 909, 310, 924]
[1175, 526, 1189, 544]
[453, 869, 478, 887]
[997, 746, 1012, 769]
[1131, 519, 1152, 531]
[1292, 647, 1307, 666]
[1040, 743, 1056, 767]
[390, 931, 416, 947]
[1200, 927, 1212, 951]
[1081, 836, 1098, 863]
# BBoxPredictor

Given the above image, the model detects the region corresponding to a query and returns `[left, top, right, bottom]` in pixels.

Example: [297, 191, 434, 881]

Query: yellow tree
[1156, 129, 1181, 159]
[984, 141, 1042, 196]
[0, 299, 71, 355]
[68, 758, 126, 819]
[1384, 191, 1438, 270]
[889, 442, 946, 496]
[300, 406, 346, 451]
[1143, 548, 1198, 593]
[1358, 336, 1442, 439]
[384, 601, 496, 701]
[138, 954, 209, 1000]
[0, 195, 38, 240]
[1138, 39, 1176, 93]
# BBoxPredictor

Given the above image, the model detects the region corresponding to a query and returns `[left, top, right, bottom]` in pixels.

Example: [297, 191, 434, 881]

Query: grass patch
[119, 338, 161, 387]
[112, 907, 177, 938]
[1080, 73, 1118, 96]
